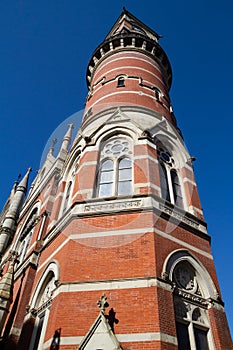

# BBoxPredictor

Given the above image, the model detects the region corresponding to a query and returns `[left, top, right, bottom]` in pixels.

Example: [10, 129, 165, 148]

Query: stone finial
[58, 124, 74, 158]
[48, 138, 57, 156]
[97, 294, 109, 313]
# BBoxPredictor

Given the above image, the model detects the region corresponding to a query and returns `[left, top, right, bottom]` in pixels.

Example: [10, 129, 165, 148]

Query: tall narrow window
[194, 327, 209, 350]
[118, 157, 132, 195]
[171, 170, 183, 207]
[33, 312, 45, 350]
[157, 145, 183, 208]
[176, 322, 191, 350]
[17, 208, 38, 266]
[63, 181, 72, 213]
[99, 159, 114, 197]
[97, 137, 133, 198]
[159, 162, 170, 202]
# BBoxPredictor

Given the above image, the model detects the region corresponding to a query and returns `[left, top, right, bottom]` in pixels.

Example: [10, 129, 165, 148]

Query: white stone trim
[89, 90, 161, 110]
[183, 177, 196, 186]
[37, 237, 69, 272]
[95, 55, 164, 83]
[189, 205, 203, 215]
[54, 191, 64, 202]
[154, 227, 212, 259]
[134, 154, 158, 164]
[43, 336, 83, 348]
[70, 227, 148, 240]
[72, 188, 93, 199]
[118, 332, 177, 344]
[77, 160, 98, 173]
[135, 139, 157, 150]
[40, 195, 55, 211]
[43, 332, 177, 348]
[52, 277, 172, 298]
[39, 223, 211, 274]
[134, 182, 161, 192]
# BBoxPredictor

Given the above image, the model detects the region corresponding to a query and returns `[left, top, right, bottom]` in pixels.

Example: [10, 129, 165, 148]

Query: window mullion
[189, 322, 197, 350]
[114, 159, 118, 196]
[167, 166, 174, 204]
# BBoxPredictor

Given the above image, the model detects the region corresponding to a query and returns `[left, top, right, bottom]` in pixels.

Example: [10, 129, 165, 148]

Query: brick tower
[0, 9, 232, 350]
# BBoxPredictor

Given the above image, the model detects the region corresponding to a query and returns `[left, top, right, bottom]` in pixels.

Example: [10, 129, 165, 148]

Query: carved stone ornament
[101, 138, 132, 160]
[174, 263, 197, 293]
[38, 276, 56, 308]
[97, 294, 109, 312]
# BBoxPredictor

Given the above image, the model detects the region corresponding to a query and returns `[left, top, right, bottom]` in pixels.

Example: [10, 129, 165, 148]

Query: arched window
[96, 137, 133, 198]
[62, 181, 72, 213]
[17, 207, 39, 266]
[117, 77, 125, 87]
[171, 170, 183, 207]
[172, 261, 212, 350]
[158, 162, 170, 202]
[29, 263, 58, 350]
[157, 145, 183, 208]
[99, 159, 114, 197]
[118, 157, 132, 195]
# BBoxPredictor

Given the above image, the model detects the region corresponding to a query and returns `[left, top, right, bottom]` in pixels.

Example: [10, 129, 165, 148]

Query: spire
[15, 167, 31, 195]
[0, 256, 16, 335]
[47, 138, 57, 158]
[0, 179, 19, 226]
[58, 123, 73, 159]
[105, 8, 162, 42]
[0, 168, 31, 258]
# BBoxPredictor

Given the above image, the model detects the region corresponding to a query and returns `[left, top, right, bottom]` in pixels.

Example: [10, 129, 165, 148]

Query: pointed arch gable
[95, 126, 137, 147]
[154, 133, 189, 166]
[162, 249, 218, 299]
[30, 261, 60, 309]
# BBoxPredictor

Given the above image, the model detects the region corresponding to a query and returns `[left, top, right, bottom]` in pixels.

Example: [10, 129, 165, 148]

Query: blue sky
[0, 0, 232, 335]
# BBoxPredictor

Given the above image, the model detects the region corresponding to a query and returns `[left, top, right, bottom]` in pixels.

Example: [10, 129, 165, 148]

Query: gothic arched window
[173, 261, 211, 350]
[96, 137, 133, 198]
[29, 263, 58, 350]
[17, 207, 39, 266]
[62, 181, 72, 213]
[158, 162, 170, 202]
[157, 145, 183, 208]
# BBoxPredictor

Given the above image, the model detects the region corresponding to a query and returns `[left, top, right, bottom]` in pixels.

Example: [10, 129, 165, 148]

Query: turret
[0, 179, 19, 226]
[83, 8, 175, 127]
[0, 258, 15, 336]
[0, 168, 31, 258]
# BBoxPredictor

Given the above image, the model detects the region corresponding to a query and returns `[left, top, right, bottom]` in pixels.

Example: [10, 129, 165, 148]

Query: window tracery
[172, 261, 211, 350]
[97, 137, 133, 197]
[30, 266, 58, 350]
